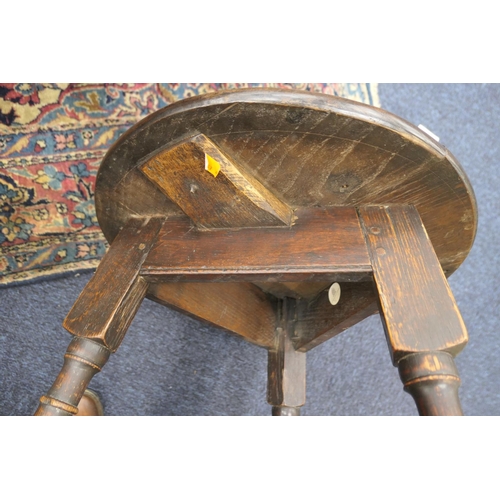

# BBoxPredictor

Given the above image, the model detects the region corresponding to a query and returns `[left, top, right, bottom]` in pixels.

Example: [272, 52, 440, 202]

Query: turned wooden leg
[267, 298, 306, 416]
[35, 217, 164, 416]
[35, 338, 111, 416]
[398, 351, 462, 416]
[359, 205, 468, 416]
[272, 406, 301, 416]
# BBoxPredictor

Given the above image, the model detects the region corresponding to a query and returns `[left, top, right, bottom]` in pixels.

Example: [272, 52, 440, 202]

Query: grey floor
[1, 83, 498, 416]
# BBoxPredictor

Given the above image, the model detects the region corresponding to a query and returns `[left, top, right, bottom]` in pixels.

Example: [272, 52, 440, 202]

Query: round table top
[96, 88, 477, 276]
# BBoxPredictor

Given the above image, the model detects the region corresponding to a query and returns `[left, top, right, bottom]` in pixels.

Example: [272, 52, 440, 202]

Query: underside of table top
[95, 88, 477, 305]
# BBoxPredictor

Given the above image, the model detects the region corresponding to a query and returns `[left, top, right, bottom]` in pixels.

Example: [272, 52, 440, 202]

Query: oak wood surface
[293, 281, 378, 352]
[141, 207, 371, 283]
[147, 281, 277, 348]
[267, 298, 306, 414]
[94, 88, 477, 309]
[141, 134, 293, 229]
[64, 217, 164, 351]
[253, 282, 331, 300]
[96, 89, 477, 285]
[358, 205, 468, 364]
[357, 204, 468, 415]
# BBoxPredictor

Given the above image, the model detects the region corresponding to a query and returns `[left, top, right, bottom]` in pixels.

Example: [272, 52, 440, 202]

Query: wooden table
[35, 89, 477, 416]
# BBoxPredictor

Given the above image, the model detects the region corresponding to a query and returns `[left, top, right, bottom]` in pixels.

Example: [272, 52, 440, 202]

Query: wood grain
[147, 282, 277, 348]
[267, 298, 306, 414]
[293, 282, 378, 352]
[140, 134, 293, 229]
[96, 89, 477, 285]
[253, 282, 331, 300]
[357, 205, 468, 364]
[142, 207, 371, 283]
[64, 217, 164, 351]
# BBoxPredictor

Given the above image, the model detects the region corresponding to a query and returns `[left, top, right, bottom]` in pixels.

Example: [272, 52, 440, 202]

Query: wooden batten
[141, 207, 372, 283]
[140, 134, 294, 229]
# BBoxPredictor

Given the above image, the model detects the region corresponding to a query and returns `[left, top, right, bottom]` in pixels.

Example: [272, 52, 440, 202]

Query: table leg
[267, 298, 306, 416]
[35, 338, 111, 416]
[398, 351, 463, 416]
[358, 205, 468, 416]
[35, 217, 164, 416]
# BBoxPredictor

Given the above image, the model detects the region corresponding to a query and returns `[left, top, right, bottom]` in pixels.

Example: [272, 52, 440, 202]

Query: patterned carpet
[0, 83, 379, 286]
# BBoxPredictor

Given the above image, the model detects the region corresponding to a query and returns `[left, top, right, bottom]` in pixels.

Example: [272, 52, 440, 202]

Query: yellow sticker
[205, 153, 221, 178]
